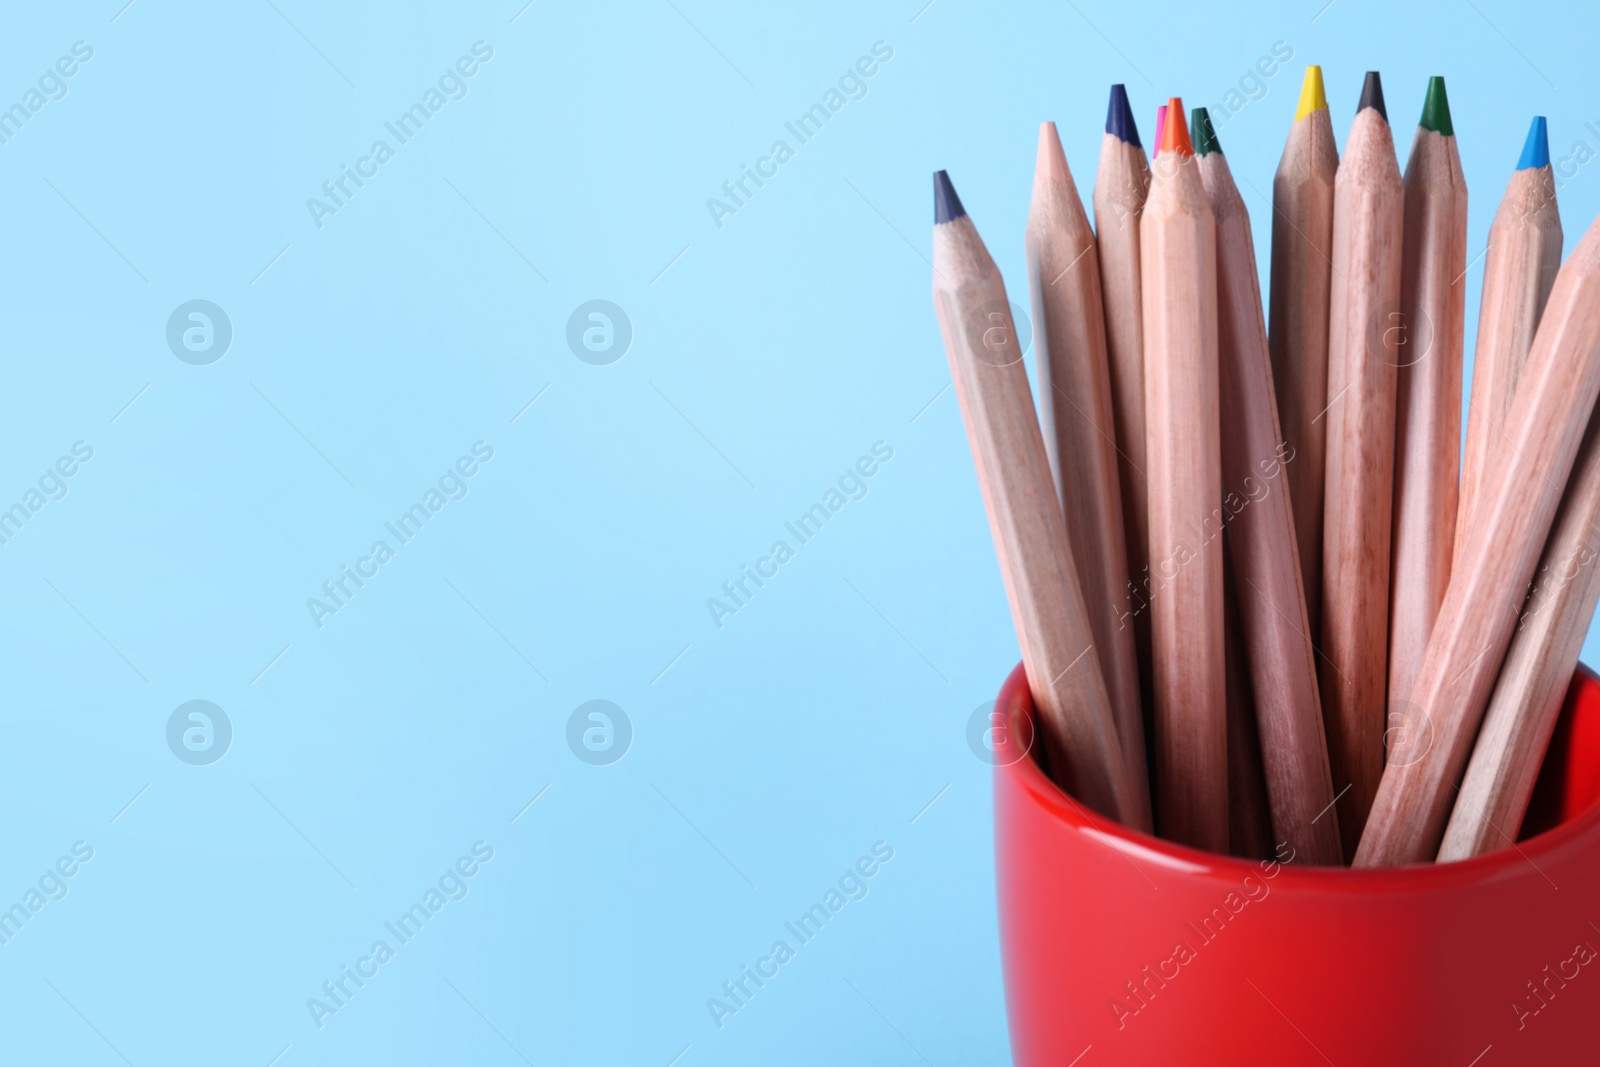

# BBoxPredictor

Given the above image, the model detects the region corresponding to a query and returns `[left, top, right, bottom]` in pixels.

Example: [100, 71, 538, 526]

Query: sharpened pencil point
[1518, 115, 1551, 170]
[1153, 104, 1167, 158]
[1160, 98, 1192, 157]
[1037, 122, 1070, 182]
[1295, 65, 1327, 121]
[1191, 107, 1220, 156]
[1106, 84, 1141, 147]
[1419, 76, 1454, 137]
[1358, 71, 1387, 122]
[933, 170, 965, 224]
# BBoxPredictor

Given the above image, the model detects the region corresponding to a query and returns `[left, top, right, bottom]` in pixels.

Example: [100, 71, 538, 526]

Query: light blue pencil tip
[1518, 116, 1550, 170]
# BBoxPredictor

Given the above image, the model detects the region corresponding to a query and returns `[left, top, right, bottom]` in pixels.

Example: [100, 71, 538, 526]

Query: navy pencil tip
[1358, 71, 1387, 121]
[933, 170, 966, 224]
[1106, 84, 1141, 147]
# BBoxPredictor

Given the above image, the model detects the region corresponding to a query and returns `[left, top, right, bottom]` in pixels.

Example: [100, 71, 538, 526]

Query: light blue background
[2, 1, 1598, 1063]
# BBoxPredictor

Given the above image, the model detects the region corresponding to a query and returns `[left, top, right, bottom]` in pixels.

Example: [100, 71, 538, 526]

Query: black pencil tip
[933, 170, 966, 224]
[1106, 84, 1140, 147]
[1358, 71, 1387, 121]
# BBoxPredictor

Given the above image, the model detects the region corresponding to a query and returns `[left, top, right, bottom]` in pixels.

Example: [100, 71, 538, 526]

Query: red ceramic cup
[995, 661, 1600, 1065]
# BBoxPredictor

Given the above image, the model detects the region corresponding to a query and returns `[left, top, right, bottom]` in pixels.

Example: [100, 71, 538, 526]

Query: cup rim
[998, 660, 1600, 889]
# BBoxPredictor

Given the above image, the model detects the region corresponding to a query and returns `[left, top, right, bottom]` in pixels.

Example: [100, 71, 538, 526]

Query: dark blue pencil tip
[1518, 116, 1550, 170]
[933, 170, 966, 224]
[1106, 84, 1141, 147]
[1358, 71, 1387, 121]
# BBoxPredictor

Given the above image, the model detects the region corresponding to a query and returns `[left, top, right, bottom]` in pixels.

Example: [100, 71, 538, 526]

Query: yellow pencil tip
[1295, 65, 1327, 121]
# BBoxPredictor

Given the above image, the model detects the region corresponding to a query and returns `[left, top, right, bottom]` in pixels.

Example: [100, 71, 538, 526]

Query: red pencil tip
[1160, 97, 1192, 156]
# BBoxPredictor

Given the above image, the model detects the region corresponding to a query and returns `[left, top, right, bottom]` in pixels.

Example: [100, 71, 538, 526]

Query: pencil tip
[1037, 122, 1069, 181]
[1295, 65, 1327, 121]
[1191, 107, 1220, 156]
[1106, 84, 1141, 146]
[1161, 97, 1192, 157]
[933, 170, 966, 224]
[1419, 75, 1453, 136]
[1358, 71, 1387, 122]
[1518, 115, 1550, 170]
[1153, 103, 1168, 158]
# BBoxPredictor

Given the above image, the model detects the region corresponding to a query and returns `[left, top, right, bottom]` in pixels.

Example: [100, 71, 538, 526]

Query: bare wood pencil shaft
[1094, 132, 1155, 730]
[933, 208, 1138, 824]
[1142, 148, 1227, 851]
[1319, 107, 1404, 859]
[1388, 127, 1468, 741]
[1268, 108, 1337, 637]
[1439, 406, 1600, 861]
[1028, 125, 1152, 831]
[1355, 216, 1600, 868]
[1225, 554, 1273, 860]
[1456, 166, 1562, 562]
[1199, 147, 1343, 865]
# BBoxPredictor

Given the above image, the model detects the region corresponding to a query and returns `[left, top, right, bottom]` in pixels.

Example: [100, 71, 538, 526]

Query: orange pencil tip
[1160, 96, 1192, 156]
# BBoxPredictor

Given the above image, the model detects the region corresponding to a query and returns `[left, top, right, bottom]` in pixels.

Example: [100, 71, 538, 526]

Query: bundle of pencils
[933, 69, 1600, 867]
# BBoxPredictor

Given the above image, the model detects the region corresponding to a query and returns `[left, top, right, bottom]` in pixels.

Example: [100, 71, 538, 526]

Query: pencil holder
[994, 662, 1600, 1065]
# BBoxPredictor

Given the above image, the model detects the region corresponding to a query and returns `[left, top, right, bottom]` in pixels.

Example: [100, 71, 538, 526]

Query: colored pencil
[1388, 76, 1469, 752]
[1436, 124, 1567, 862]
[1093, 84, 1156, 746]
[1456, 117, 1563, 561]
[1027, 122, 1153, 832]
[1141, 100, 1227, 851]
[1355, 211, 1600, 868]
[1319, 72, 1404, 859]
[1268, 65, 1338, 639]
[931, 171, 1139, 824]
[1225, 550, 1274, 860]
[1434, 121, 1582, 864]
[1439, 406, 1600, 862]
[1193, 107, 1343, 865]
[925, 73, 1600, 867]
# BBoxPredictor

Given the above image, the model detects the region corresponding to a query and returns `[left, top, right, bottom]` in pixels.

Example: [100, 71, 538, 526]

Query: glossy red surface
[996, 662, 1600, 1065]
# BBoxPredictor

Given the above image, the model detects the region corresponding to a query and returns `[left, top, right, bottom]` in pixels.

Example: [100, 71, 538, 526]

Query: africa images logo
[165, 300, 233, 365]
[567, 700, 632, 766]
[566, 300, 632, 366]
[166, 701, 232, 766]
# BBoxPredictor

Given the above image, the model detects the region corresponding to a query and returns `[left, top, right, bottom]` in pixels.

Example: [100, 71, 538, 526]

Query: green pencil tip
[1191, 107, 1221, 156]
[1419, 76, 1454, 137]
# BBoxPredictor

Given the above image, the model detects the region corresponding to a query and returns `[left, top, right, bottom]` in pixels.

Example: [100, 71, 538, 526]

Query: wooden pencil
[1225, 550, 1274, 860]
[1436, 119, 1565, 863]
[1388, 76, 1469, 755]
[1153, 103, 1167, 160]
[1354, 211, 1600, 868]
[1193, 107, 1343, 865]
[1092, 84, 1156, 750]
[1141, 100, 1227, 851]
[1027, 122, 1153, 832]
[1268, 66, 1338, 639]
[1319, 72, 1404, 859]
[1438, 404, 1600, 861]
[931, 171, 1138, 824]
[1456, 117, 1563, 562]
